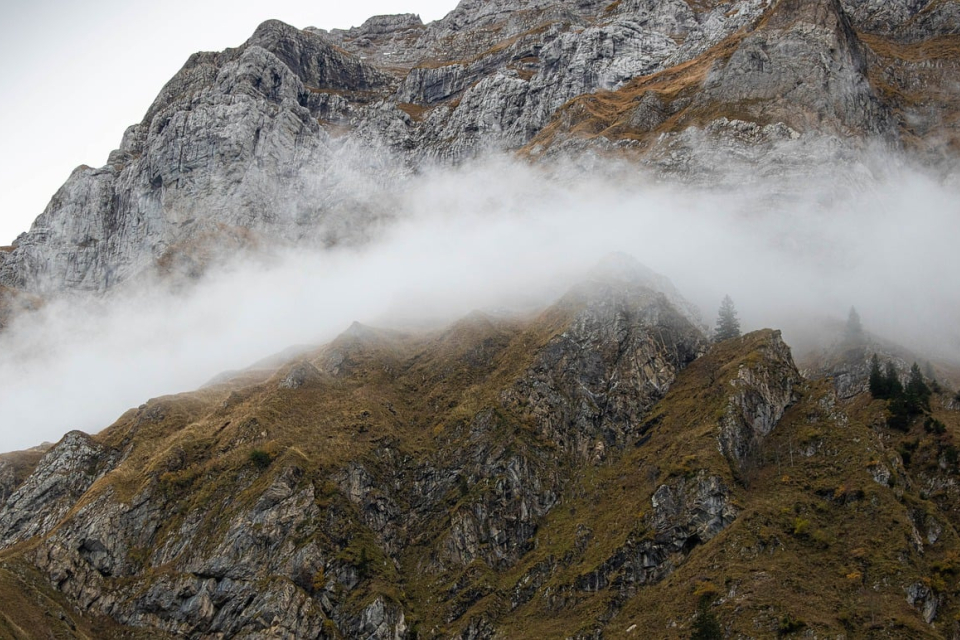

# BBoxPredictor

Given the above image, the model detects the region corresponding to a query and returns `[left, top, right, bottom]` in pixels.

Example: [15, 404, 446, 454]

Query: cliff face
[4, 2, 960, 636]
[3, 264, 960, 638]
[0, 268, 712, 637]
[3, 0, 960, 297]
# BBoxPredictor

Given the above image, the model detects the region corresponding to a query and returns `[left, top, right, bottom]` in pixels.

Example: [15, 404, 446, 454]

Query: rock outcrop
[503, 280, 706, 459]
[3, 1, 960, 637]
[716, 330, 801, 473]
[0, 431, 118, 547]
[4, 0, 959, 299]
[2, 261, 960, 636]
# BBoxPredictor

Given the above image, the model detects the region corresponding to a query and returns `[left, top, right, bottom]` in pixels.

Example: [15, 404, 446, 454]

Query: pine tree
[884, 362, 903, 398]
[868, 354, 885, 398]
[714, 295, 741, 343]
[904, 362, 931, 414]
[844, 306, 864, 344]
[690, 598, 723, 640]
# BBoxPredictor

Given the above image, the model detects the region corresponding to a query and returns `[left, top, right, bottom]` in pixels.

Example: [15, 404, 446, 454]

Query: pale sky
[0, 1, 459, 245]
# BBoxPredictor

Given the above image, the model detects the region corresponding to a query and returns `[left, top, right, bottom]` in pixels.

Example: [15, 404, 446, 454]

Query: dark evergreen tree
[872, 359, 929, 430]
[888, 394, 911, 431]
[714, 295, 741, 342]
[690, 600, 723, 640]
[868, 354, 884, 398]
[884, 362, 903, 398]
[904, 362, 931, 414]
[844, 306, 864, 344]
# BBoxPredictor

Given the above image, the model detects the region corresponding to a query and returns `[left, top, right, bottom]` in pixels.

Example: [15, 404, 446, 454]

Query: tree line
[869, 356, 931, 431]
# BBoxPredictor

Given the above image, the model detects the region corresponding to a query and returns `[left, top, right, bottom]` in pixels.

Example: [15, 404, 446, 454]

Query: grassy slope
[0, 556, 167, 640]
[422, 332, 960, 637]
[2, 314, 959, 637]
[518, 6, 960, 156]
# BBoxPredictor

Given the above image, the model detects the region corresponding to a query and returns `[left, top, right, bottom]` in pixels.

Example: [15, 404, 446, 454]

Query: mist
[1, 152, 958, 453]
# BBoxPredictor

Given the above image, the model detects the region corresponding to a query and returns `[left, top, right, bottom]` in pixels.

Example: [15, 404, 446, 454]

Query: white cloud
[1, 152, 958, 453]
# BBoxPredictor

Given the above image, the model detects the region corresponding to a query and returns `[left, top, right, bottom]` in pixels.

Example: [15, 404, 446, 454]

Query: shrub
[778, 615, 805, 635]
[690, 599, 722, 640]
[925, 418, 947, 435]
[792, 517, 810, 537]
[312, 568, 327, 593]
[249, 449, 272, 469]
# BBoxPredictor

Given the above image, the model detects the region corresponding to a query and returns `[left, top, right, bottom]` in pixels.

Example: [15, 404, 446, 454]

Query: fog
[1, 153, 958, 453]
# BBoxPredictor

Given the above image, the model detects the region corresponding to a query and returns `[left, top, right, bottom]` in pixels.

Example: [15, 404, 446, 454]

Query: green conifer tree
[884, 362, 903, 398]
[714, 295, 741, 343]
[869, 354, 884, 398]
[690, 600, 723, 640]
[905, 362, 931, 414]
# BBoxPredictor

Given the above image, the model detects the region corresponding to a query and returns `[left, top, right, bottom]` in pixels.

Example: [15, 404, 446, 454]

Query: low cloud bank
[1, 153, 957, 452]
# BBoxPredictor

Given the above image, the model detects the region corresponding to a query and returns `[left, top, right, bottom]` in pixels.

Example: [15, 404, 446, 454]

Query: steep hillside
[2, 263, 960, 638]
[3, 1, 960, 637]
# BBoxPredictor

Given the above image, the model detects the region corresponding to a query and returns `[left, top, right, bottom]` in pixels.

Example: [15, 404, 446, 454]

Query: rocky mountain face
[2, 0, 960, 298]
[2, 262, 960, 637]
[4, 0, 960, 637]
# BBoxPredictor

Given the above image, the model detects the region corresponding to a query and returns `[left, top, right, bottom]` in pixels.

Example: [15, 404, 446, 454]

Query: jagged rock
[3, 0, 940, 299]
[29, 464, 334, 638]
[278, 361, 323, 389]
[906, 581, 939, 624]
[0, 431, 118, 548]
[504, 276, 706, 459]
[695, 0, 891, 136]
[840, 0, 960, 41]
[717, 331, 801, 473]
[456, 615, 497, 640]
[319, 14, 427, 67]
[0, 20, 393, 295]
[438, 415, 558, 569]
[839, 0, 933, 37]
[358, 596, 408, 640]
[650, 473, 737, 542]
[574, 472, 737, 593]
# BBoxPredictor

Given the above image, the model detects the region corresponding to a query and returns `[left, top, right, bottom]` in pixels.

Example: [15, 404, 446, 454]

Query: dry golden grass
[6, 302, 960, 636]
[861, 33, 960, 63]
[397, 102, 432, 122]
[522, 30, 747, 153]
[0, 557, 168, 639]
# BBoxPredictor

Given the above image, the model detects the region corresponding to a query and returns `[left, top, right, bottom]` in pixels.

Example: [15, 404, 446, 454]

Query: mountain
[1, 260, 959, 637]
[2, 0, 960, 299]
[3, 0, 960, 637]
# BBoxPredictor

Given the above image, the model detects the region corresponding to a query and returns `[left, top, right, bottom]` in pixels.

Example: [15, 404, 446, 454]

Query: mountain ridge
[3, 0, 960, 301]
[2, 1, 960, 637]
[1, 267, 959, 636]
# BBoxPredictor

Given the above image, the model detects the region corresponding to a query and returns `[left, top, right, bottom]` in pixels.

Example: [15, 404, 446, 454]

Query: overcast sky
[0, 0, 459, 245]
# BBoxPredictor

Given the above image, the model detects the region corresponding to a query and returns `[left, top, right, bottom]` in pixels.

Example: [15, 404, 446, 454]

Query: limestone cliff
[3, 0, 960, 298]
